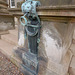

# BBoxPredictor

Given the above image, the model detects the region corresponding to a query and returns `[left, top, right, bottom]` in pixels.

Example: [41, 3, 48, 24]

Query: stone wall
[0, 15, 14, 31]
[35, 0, 75, 6]
[0, 0, 14, 31]
[39, 21, 74, 62]
[22, 19, 74, 75]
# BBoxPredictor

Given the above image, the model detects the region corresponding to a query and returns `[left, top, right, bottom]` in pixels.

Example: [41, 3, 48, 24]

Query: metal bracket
[20, 0, 41, 75]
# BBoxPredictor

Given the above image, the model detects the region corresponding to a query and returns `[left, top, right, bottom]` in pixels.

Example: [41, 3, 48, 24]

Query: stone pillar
[0, 0, 14, 31]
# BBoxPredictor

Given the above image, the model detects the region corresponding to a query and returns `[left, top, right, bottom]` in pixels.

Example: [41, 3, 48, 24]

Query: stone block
[13, 48, 72, 75]
[69, 56, 75, 75]
[46, 50, 72, 75]
[39, 22, 74, 63]
[0, 15, 14, 31]
[70, 44, 75, 56]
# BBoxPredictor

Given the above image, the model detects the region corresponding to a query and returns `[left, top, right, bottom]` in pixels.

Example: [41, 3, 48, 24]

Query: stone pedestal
[10, 6, 75, 75]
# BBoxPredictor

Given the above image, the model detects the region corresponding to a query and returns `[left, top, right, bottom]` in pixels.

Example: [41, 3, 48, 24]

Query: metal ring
[20, 16, 27, 26]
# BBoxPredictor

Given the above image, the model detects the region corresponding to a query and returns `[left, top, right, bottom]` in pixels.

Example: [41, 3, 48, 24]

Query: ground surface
[0, 51, 23, 75]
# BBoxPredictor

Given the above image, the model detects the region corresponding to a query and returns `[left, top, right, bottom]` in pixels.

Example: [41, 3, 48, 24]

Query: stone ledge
[37, 5, 75, 10]
[0, 0, 8, 6]
[0, 31, 9, 35]
[8, 6, 75, 22]
[0, 13, 14, 17]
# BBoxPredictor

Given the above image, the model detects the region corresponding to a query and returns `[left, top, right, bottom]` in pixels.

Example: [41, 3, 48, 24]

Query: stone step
[0, 30, 9, 35]
[0, 4, 8, 9]
[0, 9, 9, 14]
[0, 39, 15, 56]
[9, 29, 18, 37]
[0, 0, 8, 7]
[0, 39, 22, 68]
[1, 34, 18, 45]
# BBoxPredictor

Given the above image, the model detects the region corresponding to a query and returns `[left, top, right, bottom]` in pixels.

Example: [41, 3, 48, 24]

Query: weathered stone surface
[43, 50, 72, 75]
[69, 56, 75, 75]
[35, 0, 75, 6]
[39, 21, 74, 63]
[13, 47, 72, 75]
[0, 0, 15, 31]
[0, 15, 14, 31]
[70, 44, 75, 56]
